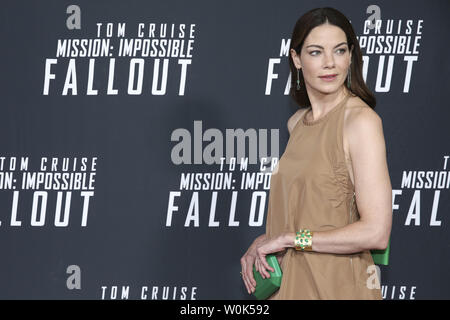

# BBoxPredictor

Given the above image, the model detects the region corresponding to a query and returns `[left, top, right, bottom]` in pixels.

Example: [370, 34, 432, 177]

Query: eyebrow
[305, 42, 348, 49]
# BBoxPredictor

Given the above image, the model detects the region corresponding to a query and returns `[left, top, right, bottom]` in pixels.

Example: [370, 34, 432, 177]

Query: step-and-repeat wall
[1, 0, 449, 299]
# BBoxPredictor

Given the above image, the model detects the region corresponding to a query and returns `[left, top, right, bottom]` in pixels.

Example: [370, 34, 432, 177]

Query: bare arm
[248, 233, 267, 250]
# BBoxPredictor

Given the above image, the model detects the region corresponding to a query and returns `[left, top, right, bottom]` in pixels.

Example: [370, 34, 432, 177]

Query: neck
[307, 87, 350, 121]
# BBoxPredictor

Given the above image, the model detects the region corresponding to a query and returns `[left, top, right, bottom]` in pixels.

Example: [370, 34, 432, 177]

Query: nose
[323, 51, 335, 68]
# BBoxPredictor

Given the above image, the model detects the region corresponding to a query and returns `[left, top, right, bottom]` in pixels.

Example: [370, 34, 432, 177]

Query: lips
[319, 74, 337, 78]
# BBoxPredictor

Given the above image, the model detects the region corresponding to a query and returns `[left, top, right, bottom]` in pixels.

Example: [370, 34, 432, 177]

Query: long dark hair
[289, 7, 376, 109]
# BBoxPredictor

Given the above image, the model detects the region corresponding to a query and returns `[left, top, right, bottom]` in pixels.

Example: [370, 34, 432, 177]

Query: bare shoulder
[287, 108, 308, 134]
[344, 95, 382, 132]
[343, 96, 384, 161]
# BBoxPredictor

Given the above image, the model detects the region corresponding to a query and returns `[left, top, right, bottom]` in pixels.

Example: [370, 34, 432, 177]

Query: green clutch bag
[252, 254, 283, 300]
[370, 238, 391, 265]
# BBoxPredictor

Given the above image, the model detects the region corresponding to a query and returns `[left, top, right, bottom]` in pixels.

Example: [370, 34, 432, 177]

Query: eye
[309, 48, 347, 56]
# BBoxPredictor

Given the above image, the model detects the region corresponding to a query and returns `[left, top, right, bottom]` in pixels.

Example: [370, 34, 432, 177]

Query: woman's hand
[255, 235, 287, 279]
[240, 234, 266, 295]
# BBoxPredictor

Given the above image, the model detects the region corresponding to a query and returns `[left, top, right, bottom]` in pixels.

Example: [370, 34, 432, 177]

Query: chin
[316, 81, 345, 91]
[316, 86, 340, 95]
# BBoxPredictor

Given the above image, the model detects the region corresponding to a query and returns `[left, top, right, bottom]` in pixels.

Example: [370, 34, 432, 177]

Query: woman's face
[291, 23, 352, 95]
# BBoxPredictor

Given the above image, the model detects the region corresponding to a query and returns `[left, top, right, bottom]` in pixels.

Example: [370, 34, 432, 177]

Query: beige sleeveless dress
[266, 93, 382, 300]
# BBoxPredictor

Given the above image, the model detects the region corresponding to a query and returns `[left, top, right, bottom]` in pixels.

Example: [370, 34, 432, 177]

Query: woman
[240, 7, 392, 299]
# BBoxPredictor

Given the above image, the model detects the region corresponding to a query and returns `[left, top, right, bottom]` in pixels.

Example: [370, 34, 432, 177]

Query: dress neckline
[302, 93, 351, 126]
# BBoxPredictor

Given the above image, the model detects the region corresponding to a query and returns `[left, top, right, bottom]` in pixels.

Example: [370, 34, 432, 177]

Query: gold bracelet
[294, 229, 313, 251]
